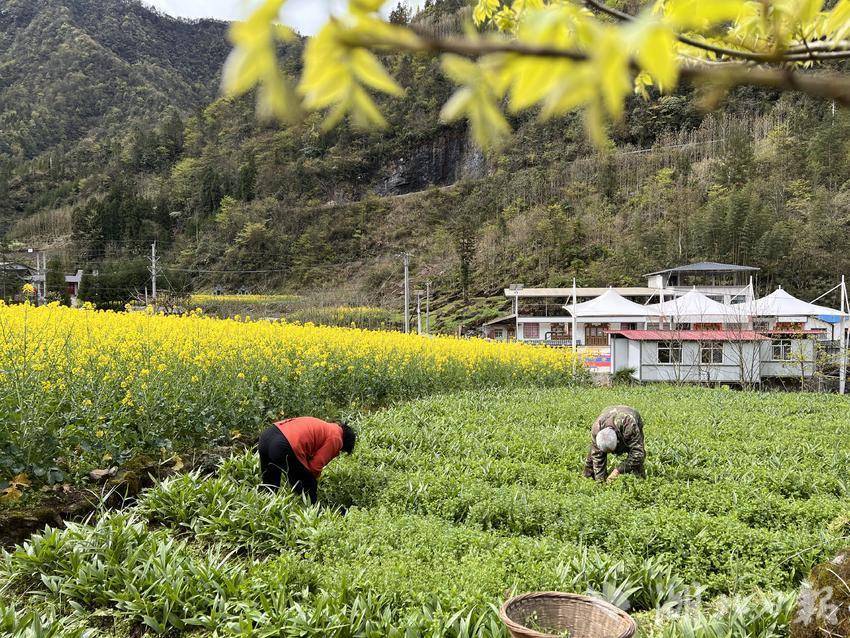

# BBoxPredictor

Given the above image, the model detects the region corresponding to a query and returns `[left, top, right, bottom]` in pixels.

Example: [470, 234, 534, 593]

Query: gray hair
[596, 428, 618, 453]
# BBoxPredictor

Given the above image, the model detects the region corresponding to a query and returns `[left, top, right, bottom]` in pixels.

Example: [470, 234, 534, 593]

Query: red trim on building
[606, 330, 769, 341]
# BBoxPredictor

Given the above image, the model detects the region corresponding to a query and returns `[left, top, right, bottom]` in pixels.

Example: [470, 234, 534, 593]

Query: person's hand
[606, 469, 621, 483]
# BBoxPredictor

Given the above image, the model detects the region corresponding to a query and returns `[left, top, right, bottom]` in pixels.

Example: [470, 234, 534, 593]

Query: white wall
[759, 339, 816, 378]
[518, 319, 581, 343]
[618, 339, 761, 383]
[611, 337, 630, 373]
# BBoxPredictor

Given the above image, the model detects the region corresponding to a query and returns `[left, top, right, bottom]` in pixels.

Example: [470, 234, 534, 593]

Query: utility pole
[425, 280, 431, 335]
[37, 251, 45, 305]
[509, 283, 524, 341]
[33, 252, 39, 304]
[840, 275, 847, 395]
[415, 290, 424, 335]
[0, 243, 5, 302]
[401, 252, 411, 333]
[149, 241, 158, 302]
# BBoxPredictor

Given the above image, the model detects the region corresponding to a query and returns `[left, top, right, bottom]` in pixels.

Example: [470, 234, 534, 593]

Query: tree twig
[583, 0, 850, 62]
[342, 28, 850, 107]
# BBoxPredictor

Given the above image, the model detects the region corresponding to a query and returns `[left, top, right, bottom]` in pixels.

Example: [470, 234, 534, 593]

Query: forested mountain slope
[0, 0, 228, 160]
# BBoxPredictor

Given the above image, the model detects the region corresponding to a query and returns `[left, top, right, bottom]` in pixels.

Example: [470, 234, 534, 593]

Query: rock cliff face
[375, 126, 486, 196]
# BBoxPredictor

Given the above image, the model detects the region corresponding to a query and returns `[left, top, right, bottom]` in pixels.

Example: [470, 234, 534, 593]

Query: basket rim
[498, 591, 637, 638]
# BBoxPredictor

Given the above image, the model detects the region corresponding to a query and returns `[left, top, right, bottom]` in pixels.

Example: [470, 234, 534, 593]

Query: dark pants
[258, 426, 318, 503]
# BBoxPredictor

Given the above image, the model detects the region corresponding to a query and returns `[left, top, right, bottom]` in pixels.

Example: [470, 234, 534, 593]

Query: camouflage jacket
[584, 405, 646, 482]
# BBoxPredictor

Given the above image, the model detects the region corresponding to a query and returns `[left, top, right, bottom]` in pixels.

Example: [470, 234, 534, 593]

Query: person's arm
[589, 429, 608, 482]
[583, 450, 596, 478]
[306, 437, 342, 478]
[591, 446, 608, 482]
[587, 420, 608, 482]
[617, 416, 645, 475]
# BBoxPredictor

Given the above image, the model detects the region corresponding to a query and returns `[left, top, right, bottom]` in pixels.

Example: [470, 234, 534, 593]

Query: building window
[753, 319, 771, 332]
[523, 323, 540, 339]
[620, 322, 637, 331]
[657, 342, 682, 364]
[493, 329, 504, 339]
[700, 342, 723, 364]
[772, 339, 793, 361]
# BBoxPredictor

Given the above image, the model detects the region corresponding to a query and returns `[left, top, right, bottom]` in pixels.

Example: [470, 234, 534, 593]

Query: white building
[485, 262, 847, 385]
[609, 329, 816, 384]
[487, 262, 758, 346]
[645, 262, 758, 304]
[648, 289, 748, 326]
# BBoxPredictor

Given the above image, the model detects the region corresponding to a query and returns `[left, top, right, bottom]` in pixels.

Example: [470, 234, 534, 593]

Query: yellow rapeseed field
[190, 294, 300, 304]
[0, 303, 583, 479]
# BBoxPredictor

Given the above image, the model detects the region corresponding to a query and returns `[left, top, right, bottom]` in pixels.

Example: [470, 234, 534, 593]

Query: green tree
[45, 257, 70, 306]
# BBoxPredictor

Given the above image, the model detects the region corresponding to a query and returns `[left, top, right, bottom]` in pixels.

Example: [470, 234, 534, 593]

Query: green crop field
[2, 386, 848, 637]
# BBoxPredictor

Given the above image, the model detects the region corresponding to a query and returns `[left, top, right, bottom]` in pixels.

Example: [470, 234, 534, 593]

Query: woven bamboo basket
[499, 592, 637, 638]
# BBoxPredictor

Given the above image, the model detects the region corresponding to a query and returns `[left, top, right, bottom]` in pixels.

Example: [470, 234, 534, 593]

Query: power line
[163, 267, 289, 274]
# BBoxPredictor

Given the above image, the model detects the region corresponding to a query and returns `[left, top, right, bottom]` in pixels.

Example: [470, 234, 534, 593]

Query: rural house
[487, 262, 847, 385]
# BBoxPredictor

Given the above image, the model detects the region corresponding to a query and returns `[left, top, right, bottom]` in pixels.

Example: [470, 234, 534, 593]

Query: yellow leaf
[664, 0, 747, 29]
[635, 23, 679, 91]
[795, 0, 824, 25]
[440, 87, 475, 122]
[350, 0, 384, 14]
[583, 99, 609, 148]
[441, 54, 480, 84]
[633, 70, 653, 99]
[10, 473, 30, 488]
[596, 32, 630, 119]
[171, 455, 184, 472]
[350, 85, 389, 129]
[350, 49, 405, 97]
[826, 0, 850, 41]
[494, 6, 518, 31]
[222, 0, 299, 123]
[0, 486, 22, 503]
[507, 57, 572, 112]
[473, 0, 502, 25]
[540, 65, 595, 118]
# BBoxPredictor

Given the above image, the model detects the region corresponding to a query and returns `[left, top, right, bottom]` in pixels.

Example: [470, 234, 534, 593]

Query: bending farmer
[258, 416, 356, 502]
[583, 405, 645, 483]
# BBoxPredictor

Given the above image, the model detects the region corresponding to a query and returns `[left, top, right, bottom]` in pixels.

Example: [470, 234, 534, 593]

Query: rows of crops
[283, 306, 404, 331]
[188, 295, 403, 330]
[2, 386, 847, 637]
[0, 304, 582, 482]
[188, 294, 302, 319]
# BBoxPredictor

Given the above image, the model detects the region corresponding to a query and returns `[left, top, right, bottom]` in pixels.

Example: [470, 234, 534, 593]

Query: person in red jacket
[258, 416, 356, 503]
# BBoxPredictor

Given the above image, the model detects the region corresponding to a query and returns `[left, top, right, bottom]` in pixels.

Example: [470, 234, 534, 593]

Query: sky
[142, 0, 409, 35]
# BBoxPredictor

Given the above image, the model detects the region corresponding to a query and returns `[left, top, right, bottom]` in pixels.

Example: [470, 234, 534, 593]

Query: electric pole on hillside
[149, 242, 158, 302]
[400, 252, 411, 333]
[425, 280, 431, 335]
[36, 251, 46, 305]
[415, 289, 424, 335]
[840, 275, 847, 395]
